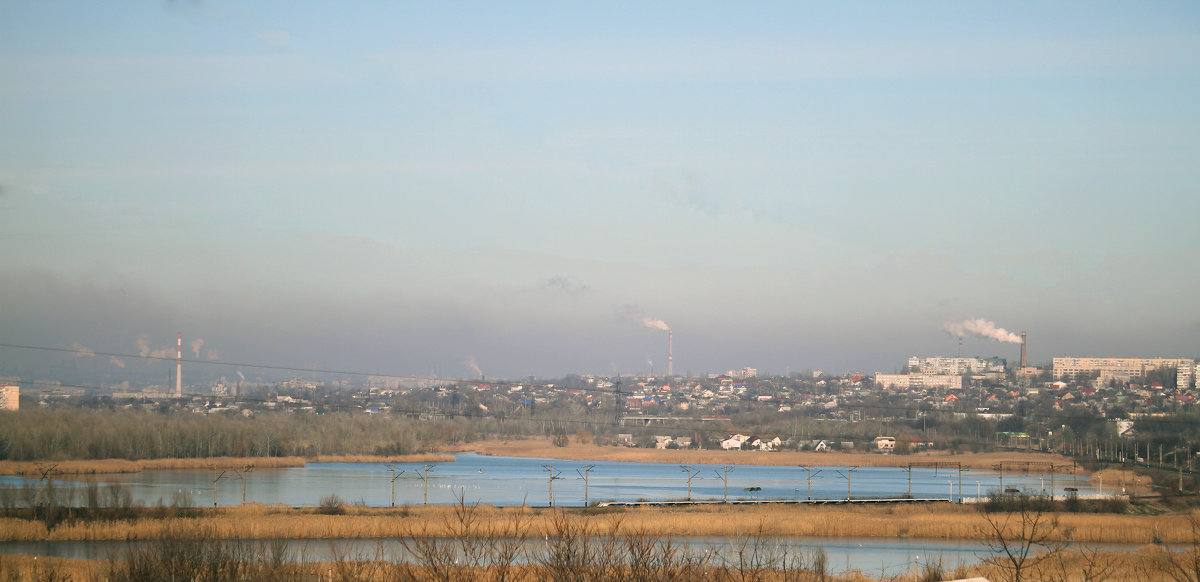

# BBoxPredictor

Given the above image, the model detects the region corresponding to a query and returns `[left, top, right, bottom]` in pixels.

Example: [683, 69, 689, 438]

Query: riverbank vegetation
[0, 484, 1188, 545]
[4, 502, 1200, 581]
[0, 408, 467, 461]
[0, 453, 453, 476]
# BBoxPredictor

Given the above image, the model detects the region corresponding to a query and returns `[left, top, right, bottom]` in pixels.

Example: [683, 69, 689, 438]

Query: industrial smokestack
[176, 332, 182, 398]
[1020, 331, 1028, 368]
[668, 330, 674, 378]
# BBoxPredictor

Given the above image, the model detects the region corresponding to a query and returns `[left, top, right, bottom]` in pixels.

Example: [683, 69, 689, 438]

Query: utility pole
[800, 466, 822, 500]
[543, 464, 563, 507]
[834, 467, 858, 500]
[713, 466, 734, 502]
[612, 377, 623, 427]
[680, 465, 702, 500]
[34, 464, 58, 509]
[386, 464, 406, 507]
[416, 464, 435, 505]
[233, 464, 254, 504]
[576, 465, 596, 507]
[209, 466, 227, 507]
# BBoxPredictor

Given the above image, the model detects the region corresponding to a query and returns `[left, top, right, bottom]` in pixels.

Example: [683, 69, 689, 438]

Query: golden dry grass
[452, 437, 1077, 470]
[3, 502, 1189, 546]
[305, 453, 455, 464]
[1091, 467, 1154, 495]
[0, 555, 96, 581]
[0, 453, 453, 476]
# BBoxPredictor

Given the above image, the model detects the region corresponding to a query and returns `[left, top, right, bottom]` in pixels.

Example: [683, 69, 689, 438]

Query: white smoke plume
[109, 357, 126, 369]
[236, 371, 246, 381]
[136, 336, 175, 359]
[943, 318, 1022, 344]
[70, 343, 95, 357]
[204, 349, 219, 361]
[466, 356, 483, 378]
[190, 338, 204, 358]
[619, 304, 670, 331]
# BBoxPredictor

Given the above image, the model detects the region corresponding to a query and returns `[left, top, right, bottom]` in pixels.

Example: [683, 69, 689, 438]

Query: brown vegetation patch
[3, 502, 1185, 545]
[0, 453, 453, 476]
[306, 453, 455, 464]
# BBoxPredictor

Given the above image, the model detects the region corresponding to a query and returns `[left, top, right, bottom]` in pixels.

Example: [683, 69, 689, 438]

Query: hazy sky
[2, 2, 1199, 381]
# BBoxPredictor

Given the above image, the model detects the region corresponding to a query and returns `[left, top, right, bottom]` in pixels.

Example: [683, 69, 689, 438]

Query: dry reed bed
[0, 453, 454, 476]
[3, 503, 1188, 545]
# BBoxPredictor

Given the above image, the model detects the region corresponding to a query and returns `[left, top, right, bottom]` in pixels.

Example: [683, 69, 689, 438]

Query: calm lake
[6, 452, 1094, 507]
[0, 536, 999, 578]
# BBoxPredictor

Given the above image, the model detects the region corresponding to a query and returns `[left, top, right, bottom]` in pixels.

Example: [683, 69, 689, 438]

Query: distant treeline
[0, 408, 475, 461]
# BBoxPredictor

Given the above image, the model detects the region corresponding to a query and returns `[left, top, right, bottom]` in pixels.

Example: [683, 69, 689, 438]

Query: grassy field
[0, 453, 454, 476]
[0, 501, 1188, 544]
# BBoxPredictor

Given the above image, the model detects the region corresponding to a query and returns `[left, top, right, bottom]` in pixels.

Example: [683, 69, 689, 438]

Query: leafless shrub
[1146, 510, 1200, 582]
[978, 494, 1067, 582]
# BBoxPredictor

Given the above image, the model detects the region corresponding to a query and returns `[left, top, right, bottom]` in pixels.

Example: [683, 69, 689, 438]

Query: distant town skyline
[2, 2, 1198, 379]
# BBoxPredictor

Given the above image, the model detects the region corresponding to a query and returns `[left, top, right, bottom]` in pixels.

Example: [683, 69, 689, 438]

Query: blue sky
[2, 1, 1198, 381]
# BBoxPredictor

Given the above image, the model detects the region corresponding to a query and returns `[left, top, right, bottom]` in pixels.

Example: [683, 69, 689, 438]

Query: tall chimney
[668, 330, 674, 378]
[176, 332, 183, 397]
[1020, 331, 1028, 368]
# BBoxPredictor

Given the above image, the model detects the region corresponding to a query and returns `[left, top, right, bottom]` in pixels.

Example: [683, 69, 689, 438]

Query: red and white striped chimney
[176, 332, 183, 397]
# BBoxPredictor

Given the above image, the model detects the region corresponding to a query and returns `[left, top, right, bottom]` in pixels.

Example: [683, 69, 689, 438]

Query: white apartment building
[907, 356, 1007, 375]
[0, 385, 18, 411]
[1052, 357, 1196, 386]
[874, 373, 962, 391]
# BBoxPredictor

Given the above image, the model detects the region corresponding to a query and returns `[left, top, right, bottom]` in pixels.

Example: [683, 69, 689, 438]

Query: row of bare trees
[0, 408, 449, 460]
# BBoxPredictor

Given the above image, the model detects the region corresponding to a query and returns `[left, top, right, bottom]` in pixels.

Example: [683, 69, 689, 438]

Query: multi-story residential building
[1181, 364, 1198, 391]
[1052, 357, 1195, 386]
[0, 385, 18, 411]
[874, 373, 962, 391]
[907, 356, 1007, 375]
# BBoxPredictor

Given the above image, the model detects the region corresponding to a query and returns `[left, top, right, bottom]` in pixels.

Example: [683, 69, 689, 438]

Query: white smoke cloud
[466, 356, 483, 377]
[619, 304, 670, 331]
[135, 336, 175, 359]
[943, 318, 1022, 344]
[109, 357, 126, 369]
[190, 338, 205, 358]
[70, 342, 95, 357]
[204, 349, 219, 361]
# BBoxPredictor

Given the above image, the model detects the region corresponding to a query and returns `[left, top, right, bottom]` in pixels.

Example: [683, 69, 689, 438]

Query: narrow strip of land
[0, 502, 1185, 544]
[450, 438, 1078, 469]
[0, 453, 454, 476]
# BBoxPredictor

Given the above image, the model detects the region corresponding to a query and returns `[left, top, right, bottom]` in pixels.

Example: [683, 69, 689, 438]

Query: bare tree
[978, 494, 1066, 582]
[1150, 510, 1200, 582]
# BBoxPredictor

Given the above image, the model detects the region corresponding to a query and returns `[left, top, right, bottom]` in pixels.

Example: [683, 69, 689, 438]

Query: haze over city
[2, 2, 1198, 381]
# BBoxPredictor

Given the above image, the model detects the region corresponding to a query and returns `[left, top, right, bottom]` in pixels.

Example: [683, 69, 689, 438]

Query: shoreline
[447, 437, 1079, 470]
[0, 453, 455, 476]
[447, 438, 1157, 495]
[0, 441, 1153, 495]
